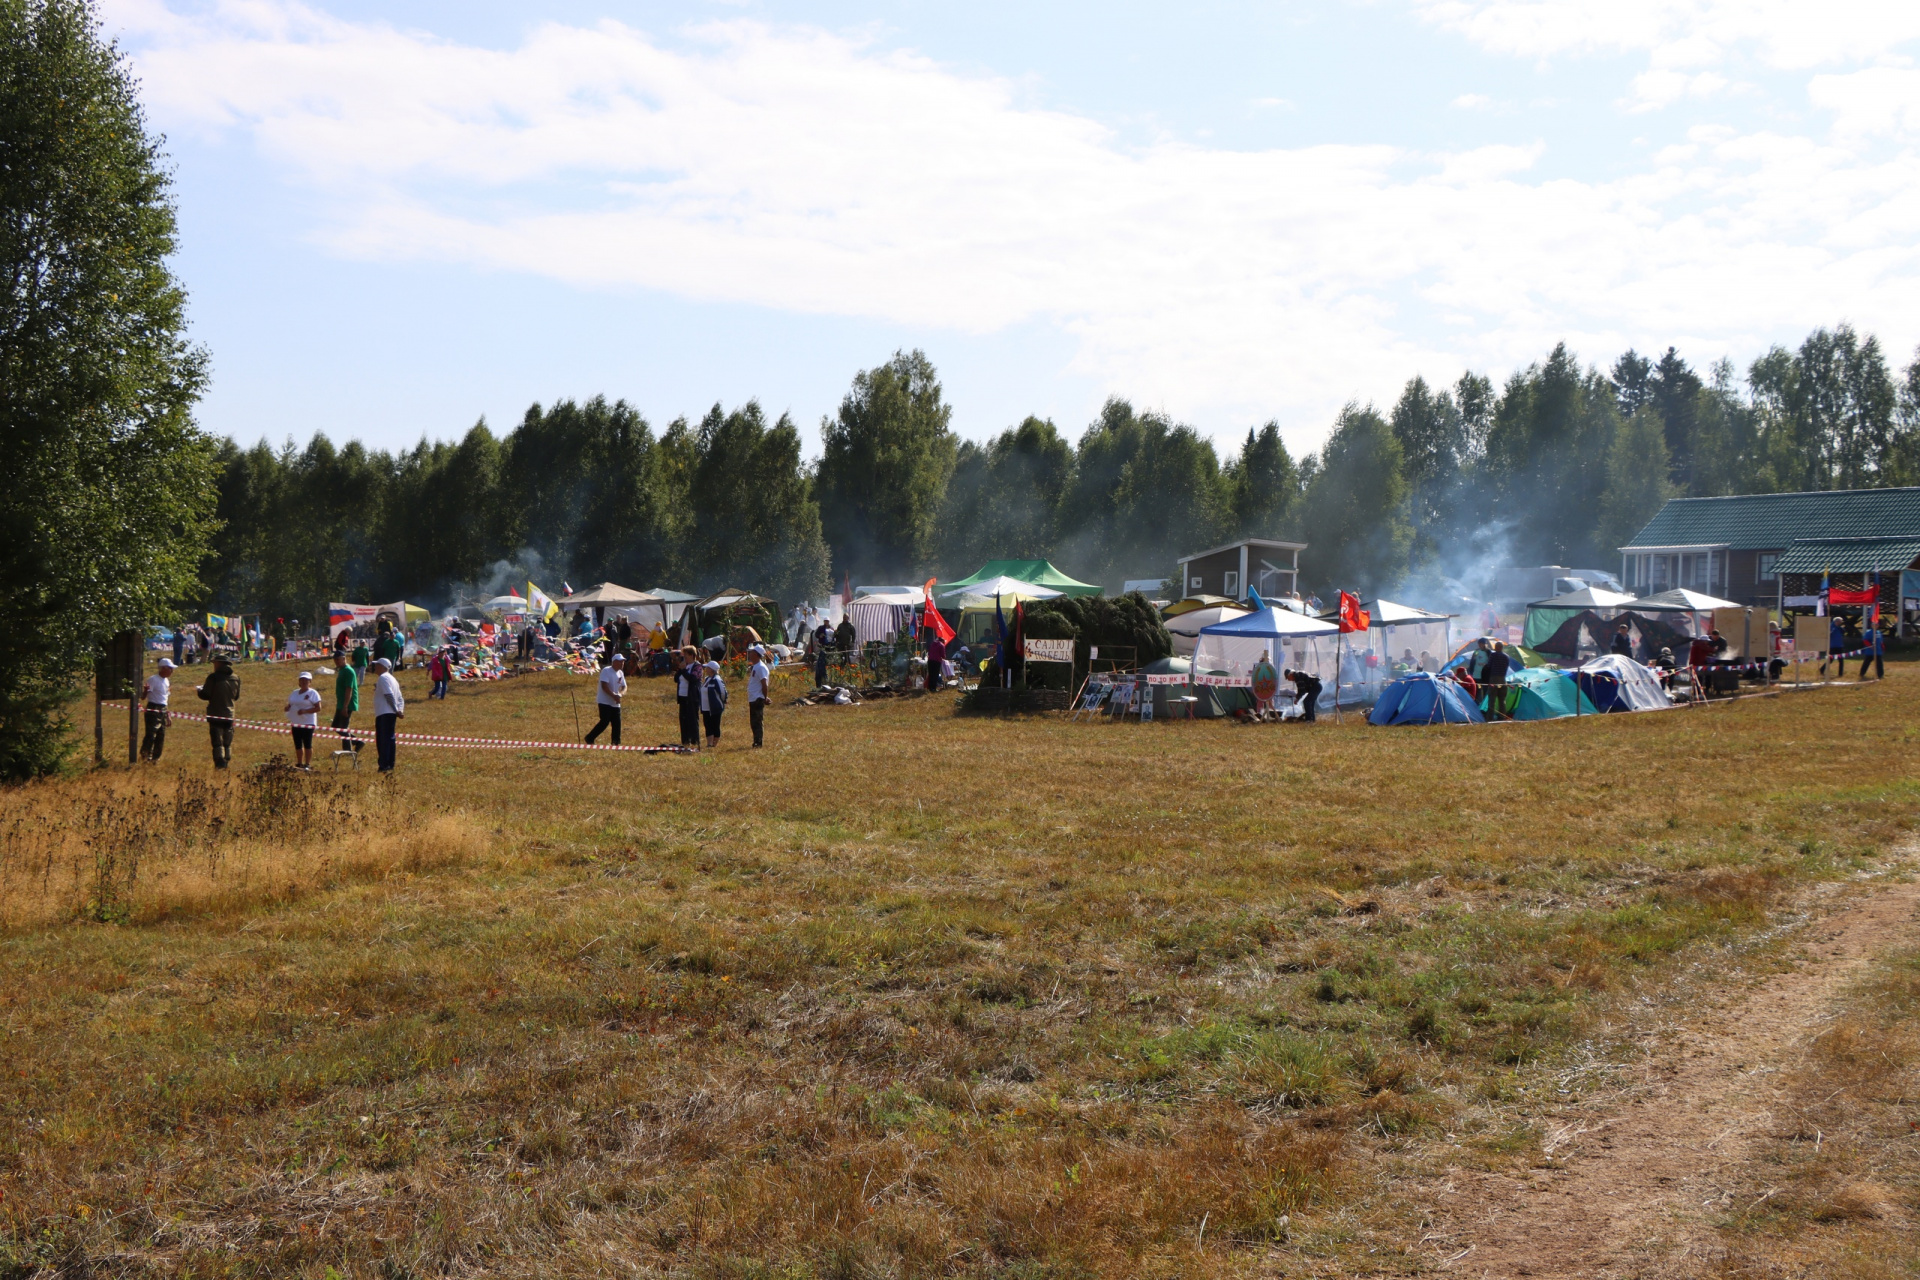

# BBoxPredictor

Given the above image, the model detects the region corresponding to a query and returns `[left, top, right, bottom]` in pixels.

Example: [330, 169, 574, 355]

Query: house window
[1222, 570, 1240, 597]
[1757, 553, 1777, 582]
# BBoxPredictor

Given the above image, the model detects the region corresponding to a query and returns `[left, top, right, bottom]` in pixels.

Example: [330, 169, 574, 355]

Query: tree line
[207, 332, 1920, 622]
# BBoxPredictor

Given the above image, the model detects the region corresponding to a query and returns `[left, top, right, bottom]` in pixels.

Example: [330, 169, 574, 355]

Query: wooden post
[128, 632, 140, 763]
[95, 695, 104, 765]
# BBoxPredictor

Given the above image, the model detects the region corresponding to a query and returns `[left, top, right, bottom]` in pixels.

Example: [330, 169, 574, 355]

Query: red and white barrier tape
[106, 705, 694, 754]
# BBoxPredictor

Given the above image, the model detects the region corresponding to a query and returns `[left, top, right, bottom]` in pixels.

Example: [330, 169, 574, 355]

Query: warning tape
[105, 705, 695, 755]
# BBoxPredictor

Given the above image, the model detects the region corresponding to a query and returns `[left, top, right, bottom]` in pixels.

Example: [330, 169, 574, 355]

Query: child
[701, 657, 727, 748]
[285, 671, 322, 769]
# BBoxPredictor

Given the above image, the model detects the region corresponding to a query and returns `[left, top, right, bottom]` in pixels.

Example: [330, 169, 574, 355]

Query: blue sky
[105, 0, 1920, 458]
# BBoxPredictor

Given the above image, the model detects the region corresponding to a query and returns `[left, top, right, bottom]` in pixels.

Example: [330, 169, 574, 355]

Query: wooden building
[1174, 538, 1306, 602]
[1619, 488, 1920, 610]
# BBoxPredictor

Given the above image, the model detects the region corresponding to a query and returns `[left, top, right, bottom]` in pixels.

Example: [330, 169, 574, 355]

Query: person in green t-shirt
[333, 661, 361, 754]
[352, 639, 369, 675]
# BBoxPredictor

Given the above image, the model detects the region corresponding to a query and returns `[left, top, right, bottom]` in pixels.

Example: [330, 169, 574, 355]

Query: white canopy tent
[1340, 599, 1455, 700]
[1165, 603, 1251, 656]
[1191, 606, 1341, 691]
[938, 576, 1063, 606]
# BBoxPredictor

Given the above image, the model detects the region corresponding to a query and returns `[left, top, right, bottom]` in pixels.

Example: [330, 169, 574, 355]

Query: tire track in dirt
[1420, 872, 1920, 1279]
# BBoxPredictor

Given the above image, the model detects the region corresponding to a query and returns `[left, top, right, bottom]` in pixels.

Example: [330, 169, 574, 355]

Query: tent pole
[1334, 631, 1343, 724]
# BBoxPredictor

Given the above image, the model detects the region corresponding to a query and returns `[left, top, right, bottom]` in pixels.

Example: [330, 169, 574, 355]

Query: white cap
[373, 658, 391, 670]
[611, 652, 626, 663]
[298, 670, 313, 680]
[157, 658, 175, 670]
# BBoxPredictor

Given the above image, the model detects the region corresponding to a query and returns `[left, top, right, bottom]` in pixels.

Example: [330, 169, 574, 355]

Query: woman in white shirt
[285, 671, 323, 769]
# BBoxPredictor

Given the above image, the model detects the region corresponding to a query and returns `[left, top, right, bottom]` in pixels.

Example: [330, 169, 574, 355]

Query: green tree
[1224, 421, 1299, 540]
[936, 416, 1073, 574]
[1300, 405, 1410, 593]
[688, 401, 830, 604]
[1596, 408, 1677, 557]
[0, 0, 220, 776]
[1648, 347, 1703, 491]
[1388, 377, 1467, 565]
[1060, 398, 1228, 587]
[1482, 344, 1619, 565]
[817, 349, 956, 583]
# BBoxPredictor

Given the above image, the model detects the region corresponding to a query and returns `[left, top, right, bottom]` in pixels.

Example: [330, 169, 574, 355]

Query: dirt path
[1421, 873, 1920, 1279]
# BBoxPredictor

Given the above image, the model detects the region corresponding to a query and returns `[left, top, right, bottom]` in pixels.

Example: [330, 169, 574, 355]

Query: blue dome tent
[1368, 673, 1485, 726]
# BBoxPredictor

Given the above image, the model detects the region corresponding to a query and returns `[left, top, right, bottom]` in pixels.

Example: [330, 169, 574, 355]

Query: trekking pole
[569, 688, 582, 740]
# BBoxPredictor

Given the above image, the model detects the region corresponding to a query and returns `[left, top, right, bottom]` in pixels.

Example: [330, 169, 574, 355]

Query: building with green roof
[1619, 488, 1920, 608]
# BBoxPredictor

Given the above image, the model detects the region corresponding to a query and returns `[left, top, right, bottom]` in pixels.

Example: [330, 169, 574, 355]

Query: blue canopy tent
[1368, 673, 1485, 726]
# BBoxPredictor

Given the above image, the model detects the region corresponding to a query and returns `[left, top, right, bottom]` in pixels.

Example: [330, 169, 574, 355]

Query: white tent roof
[1529, 586, 1639, 609]
[481, 594, 527, 610]
[852, 587, 925, 606]
[1576, 654, 1672, 711]
[560, 582, 661, 607]
[1368, 598, 1452, 624]
[1197, 605, 1340, 638]
[1165, 603, 1251, 656]
[939, 576, 1063, 604]
[1629, 588, 1741, 612]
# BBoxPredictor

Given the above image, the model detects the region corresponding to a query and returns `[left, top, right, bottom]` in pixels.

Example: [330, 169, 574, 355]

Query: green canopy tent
[937, 560, 1102, 598]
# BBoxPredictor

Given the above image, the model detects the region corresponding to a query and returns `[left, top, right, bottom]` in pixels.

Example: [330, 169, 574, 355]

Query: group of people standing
[586, 645, 771, 750]
[136, 650, 406, 773]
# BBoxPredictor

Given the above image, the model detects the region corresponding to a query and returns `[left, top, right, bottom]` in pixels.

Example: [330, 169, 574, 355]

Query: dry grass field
[2, 658, 1918, 1278]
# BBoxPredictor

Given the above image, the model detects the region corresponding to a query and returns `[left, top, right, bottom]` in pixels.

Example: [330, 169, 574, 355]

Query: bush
[1024, 592, 1173, 685]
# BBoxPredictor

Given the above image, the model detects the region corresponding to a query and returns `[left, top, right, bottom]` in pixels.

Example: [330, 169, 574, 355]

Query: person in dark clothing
[674, 648, 702, 747]
[834, 617, 855, 659]
[1481, 643, 1513, 717]
[1860, 623, 1885, 679]
[1285, 668, 1322, 722]
[1821, 615, 1848, 678]
[1609, 622, 1633, 657]
[814, 641, 829, 686]
[196, 656, 241, 769]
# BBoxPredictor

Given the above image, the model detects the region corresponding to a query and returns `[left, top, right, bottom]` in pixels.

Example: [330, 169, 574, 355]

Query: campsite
[5, 647, 1917, 1278]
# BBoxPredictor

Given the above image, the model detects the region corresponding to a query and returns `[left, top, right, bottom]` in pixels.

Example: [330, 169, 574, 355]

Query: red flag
[1337, 590, 1370, 634]
[1828, 585, 1878, 605]
[921, 578, 955, 643]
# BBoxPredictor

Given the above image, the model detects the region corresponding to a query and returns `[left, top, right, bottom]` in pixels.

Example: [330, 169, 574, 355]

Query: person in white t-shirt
[285, 671, 323, 769]
[746, 645, 770, 748]
[586, 653, 626, 746]
[140, 657, 174, 762]
[371, 658, 405, 772]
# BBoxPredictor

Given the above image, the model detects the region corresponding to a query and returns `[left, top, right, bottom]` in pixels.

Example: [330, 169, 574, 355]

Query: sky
[101, 0, 1920, 459]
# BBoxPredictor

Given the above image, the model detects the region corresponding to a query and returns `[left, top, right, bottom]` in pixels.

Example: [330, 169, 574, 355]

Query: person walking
[747, 645, 770, 748]
[171, 628, 185, 668]
[1821, 614, 1848, 678]
[196, 654, 241, 769]
[375, 623, 404, 671]
[333, 653, 361, 756]
[371, 658, 405, 772]
[352, 636, 370, 678]
[285, 671, 322, 769]
[674, 648, 702, 748]
[1860, 620, 1886, 680]
[427, 648, 451, 699]
[701, 656, 727, 748]
[586, 653, 626, 745]
[140, 657, 174, 762]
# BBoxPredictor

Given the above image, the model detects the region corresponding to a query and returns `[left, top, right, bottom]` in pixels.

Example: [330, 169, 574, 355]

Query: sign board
[1792, 614, 1828, 656]
[94, 630, 141, 701]
[1025, 638, 1074, 663]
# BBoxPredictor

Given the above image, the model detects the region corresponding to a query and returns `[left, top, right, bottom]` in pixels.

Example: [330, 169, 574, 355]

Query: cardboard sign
[1792, 614, 1828, 656]
[1025, 638, 1074, 663]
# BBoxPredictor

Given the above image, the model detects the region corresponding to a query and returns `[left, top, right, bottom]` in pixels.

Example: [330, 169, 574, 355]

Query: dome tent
[1573, 654, 1671, 712]
[1507, 666, 1599, 720]
[1368, 673, 1485, 726]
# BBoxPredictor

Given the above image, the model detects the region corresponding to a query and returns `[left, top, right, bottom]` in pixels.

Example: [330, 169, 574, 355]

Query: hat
[611, 653, 626, 663]
[748, 644, 764, 655]
[373, 658, 391, 670]
[298, 670, 313, 680]
[157, 658, 175, 670]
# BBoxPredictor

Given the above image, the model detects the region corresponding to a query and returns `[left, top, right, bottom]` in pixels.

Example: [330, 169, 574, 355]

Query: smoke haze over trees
[205, 329, 1920, 623]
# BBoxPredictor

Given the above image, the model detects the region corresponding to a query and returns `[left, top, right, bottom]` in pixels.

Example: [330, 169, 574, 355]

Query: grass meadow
[2, 658, 1917, 1277]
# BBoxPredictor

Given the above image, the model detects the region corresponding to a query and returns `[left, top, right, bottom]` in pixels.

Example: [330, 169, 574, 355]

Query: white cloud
[1413, 0, 1920, 71]
[1809, 67, 1920, 139]
[1451, 92, 1494, 109]
[101, 0, 1920, 438]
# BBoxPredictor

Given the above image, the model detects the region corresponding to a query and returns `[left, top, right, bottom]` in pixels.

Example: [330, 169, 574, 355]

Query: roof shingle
[1772, 536, 1920, 574]
[1621, 488, 1920, 551]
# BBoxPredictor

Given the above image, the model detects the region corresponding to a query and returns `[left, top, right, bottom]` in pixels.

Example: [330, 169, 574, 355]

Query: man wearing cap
[746, 645, 770, 748]
[586, 652, 626, 745]
[285, 671, 322, 769]
[140, 658, 175, 762]
[196, 654, 242, 768]
[371, 657, 405, 773]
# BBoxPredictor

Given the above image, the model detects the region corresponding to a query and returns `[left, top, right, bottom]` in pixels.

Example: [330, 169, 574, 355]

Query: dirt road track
[1420, 873, 1920, 1279]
